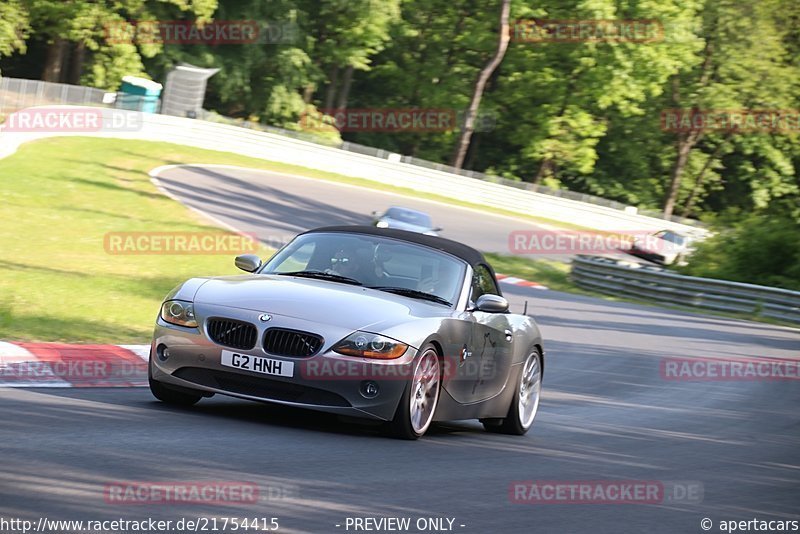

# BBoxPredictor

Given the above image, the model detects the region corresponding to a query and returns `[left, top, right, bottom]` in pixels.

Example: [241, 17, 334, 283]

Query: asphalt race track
[151, 165, 557, 255]
[1, 165, 798, 534]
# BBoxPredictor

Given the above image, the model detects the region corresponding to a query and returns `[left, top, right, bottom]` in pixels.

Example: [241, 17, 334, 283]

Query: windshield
[386, 208, 432, 227]
[261, 232, 466, 305]
[655, 231, 687, 246]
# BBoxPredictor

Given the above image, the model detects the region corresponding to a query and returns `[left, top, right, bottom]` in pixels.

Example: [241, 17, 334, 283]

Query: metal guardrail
[570, 255, 800, 323]
[0, 77, 703, 227]
[0, 77, 107, 114]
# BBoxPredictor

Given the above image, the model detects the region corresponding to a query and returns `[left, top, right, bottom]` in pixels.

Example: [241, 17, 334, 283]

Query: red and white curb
[0, 342, 150, 388]
[496, 274, 548, 290]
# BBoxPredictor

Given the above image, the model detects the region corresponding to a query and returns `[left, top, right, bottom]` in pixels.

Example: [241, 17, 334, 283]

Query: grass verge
[0, 137, 280, 343]
[485, 253, 575, 293]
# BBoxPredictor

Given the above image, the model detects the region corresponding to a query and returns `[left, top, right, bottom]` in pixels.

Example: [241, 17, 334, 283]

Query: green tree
[148, 0, 399, 127]
[451, 0, 509, 169]
[0, 0, 30, 61]
[24, 0, 216, 89]
[308, 0, 400, 111]
[343, 0, 507, 162]
[661, 0, 798, 218]
[679, 211, 800, 290]
[488, 0, 704, 190]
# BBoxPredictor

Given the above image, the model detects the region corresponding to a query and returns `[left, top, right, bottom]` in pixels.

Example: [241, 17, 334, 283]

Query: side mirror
[235, 254, 261, 273]
[433, 227, 443, 232]
[475, 294, 509, 313]
[371, 210, 379, 216]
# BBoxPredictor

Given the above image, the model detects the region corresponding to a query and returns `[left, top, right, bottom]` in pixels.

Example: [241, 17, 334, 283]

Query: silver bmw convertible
[149, 226, 544, 439]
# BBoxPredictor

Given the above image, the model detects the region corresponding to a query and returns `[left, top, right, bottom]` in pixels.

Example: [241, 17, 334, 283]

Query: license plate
[220, 350, 294, 378]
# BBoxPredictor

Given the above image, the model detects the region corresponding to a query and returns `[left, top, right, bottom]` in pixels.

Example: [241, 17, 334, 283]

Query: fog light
[156, 343, 170, 362]
[360, 381, 379, 399]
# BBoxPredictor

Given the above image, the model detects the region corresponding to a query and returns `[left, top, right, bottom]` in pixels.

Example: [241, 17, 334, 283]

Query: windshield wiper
[368, 286, 452, 306]
[276, 270, 363, 286]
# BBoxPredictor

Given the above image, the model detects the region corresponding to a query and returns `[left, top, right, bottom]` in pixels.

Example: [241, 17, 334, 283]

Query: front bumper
[150, 313, 414, 421]
[629, 246, 672, 264]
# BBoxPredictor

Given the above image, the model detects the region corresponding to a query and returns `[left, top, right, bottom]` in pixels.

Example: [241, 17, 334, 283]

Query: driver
[329, 248, 358, 277]
[327, 244, 370, 282]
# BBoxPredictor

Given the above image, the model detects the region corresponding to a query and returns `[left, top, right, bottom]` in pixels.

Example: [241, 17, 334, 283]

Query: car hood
[190, 275, 451, 331]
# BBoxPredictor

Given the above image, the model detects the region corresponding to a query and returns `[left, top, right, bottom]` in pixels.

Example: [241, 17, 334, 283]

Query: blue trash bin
[117, 76, 162, 113]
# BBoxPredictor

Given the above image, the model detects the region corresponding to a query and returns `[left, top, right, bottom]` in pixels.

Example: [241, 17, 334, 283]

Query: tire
[148, 357, 203, 406]
[483, 349, 542, 435]
[388, 345, 441, 440]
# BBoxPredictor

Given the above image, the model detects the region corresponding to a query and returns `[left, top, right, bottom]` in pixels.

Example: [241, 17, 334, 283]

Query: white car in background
[372, 207, 442, 236]
[629, 230, 695, 266]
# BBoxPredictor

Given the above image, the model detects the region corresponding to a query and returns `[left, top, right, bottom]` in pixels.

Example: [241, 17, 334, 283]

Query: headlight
[376, 221, 389, 228]
[332, 331, 408, 359]
[160, 300, 198, 328]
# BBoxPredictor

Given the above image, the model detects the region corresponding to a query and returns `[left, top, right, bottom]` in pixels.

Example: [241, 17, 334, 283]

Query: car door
[465, 265, 514, 402]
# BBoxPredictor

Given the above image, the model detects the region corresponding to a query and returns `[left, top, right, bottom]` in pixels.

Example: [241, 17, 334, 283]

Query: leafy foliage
[679, 212, 800, 290]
